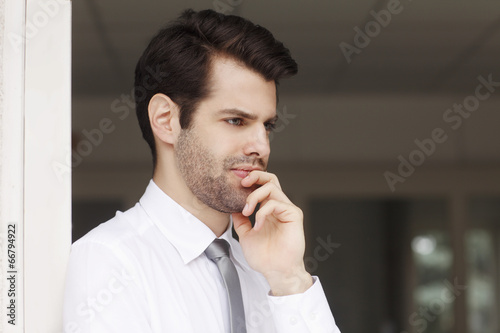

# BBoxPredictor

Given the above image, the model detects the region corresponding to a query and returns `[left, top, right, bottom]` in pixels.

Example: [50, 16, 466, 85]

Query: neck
[153, 162, 230, 237]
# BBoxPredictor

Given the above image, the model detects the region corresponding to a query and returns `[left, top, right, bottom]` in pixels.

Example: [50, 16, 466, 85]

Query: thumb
[232, 213, 252, 238]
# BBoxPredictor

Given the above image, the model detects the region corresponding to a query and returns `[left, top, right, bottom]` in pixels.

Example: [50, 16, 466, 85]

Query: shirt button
[289, 316, 298, 325]
[310, 312, 318, 321]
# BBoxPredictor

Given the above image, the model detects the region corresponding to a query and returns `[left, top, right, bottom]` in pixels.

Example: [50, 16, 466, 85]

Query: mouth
[230, 166, 263, 179]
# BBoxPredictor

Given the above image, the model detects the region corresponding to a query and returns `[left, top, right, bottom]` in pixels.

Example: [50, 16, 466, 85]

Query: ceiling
[73, 0, 500, 97]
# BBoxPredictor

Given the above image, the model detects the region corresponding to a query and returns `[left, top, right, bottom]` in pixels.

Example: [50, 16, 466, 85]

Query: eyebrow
[217, 108, 278, 123]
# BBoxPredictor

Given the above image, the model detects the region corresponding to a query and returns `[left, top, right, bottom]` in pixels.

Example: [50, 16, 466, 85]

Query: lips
[230, 166, 263, 179]
[231, 169, 251, 178]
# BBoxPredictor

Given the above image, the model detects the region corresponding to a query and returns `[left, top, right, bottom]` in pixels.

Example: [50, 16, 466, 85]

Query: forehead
[194, 56, 277, 121]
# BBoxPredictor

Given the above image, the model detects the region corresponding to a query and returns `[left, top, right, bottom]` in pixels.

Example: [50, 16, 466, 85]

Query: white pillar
[1, 0, 26, 331]
[1, 0, 72, 332]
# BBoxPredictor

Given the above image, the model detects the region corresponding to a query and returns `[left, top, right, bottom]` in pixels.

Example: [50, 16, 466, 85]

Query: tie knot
[205, 238, 230, 261]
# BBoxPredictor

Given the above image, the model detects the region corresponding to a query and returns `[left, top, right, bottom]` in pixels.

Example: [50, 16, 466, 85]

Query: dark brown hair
[134, 9, 298, 166]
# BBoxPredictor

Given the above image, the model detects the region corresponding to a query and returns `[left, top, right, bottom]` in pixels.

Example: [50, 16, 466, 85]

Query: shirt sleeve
[63, 240, 152, 333]
[267, 276, 341, 333]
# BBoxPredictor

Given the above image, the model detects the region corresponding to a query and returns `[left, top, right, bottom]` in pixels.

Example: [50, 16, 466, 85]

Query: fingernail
[243, 203, 249, 215]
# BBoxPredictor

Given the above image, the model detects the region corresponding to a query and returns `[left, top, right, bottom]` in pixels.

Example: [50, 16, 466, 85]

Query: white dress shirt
[63, 180, 341, 333]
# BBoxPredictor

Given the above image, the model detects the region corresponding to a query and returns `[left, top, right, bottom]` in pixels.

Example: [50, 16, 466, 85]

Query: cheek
[198, 125, 246, 158]
[213, 136, 243, 157]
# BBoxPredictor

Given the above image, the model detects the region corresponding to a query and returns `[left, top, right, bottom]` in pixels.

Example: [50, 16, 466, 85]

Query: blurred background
[72, 1, 500, 332]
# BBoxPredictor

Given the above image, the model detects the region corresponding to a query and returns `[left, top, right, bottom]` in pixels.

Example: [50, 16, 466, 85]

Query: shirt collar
[139, 179, 235, 265]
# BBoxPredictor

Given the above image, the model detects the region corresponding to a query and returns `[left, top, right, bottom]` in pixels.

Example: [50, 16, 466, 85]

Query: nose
[242, 124, 270, 160]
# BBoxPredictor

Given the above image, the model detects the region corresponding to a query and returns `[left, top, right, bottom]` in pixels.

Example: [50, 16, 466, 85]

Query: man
[64, 9, 341, 333]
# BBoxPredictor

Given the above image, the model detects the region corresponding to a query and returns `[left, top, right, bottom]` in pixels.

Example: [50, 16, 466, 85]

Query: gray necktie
[205, 239, 247, 333]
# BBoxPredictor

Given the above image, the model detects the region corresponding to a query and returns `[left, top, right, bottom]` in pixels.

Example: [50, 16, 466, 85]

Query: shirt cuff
[266, 276, 341, 333]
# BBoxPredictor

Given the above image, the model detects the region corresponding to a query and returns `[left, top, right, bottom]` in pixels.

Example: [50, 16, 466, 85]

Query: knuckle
[266, 199, 277, 205]
[255, 208, 267, 220]
[264, 182, 278, 191]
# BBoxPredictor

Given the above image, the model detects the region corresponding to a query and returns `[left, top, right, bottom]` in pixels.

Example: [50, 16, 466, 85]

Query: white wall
[1, 0, 72, 332]
[1, 0, 26, 331]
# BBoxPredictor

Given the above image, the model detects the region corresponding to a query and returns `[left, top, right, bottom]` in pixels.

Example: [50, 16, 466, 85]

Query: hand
[232, 171, 313, 296]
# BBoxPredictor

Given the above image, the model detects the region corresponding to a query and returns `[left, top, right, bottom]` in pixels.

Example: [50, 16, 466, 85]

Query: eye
[226, 118, 244, 126]
[264, 121, 277, 132]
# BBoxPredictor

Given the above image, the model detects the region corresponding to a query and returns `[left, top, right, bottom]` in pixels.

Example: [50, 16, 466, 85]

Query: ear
[148, 93, 181, 145]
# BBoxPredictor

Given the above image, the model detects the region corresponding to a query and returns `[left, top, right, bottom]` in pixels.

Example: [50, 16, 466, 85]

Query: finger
[232, 213, 253, 237]
[254, 200, 301, 231]
[241, 170, 282, 190]
[242, 182, 291, 217]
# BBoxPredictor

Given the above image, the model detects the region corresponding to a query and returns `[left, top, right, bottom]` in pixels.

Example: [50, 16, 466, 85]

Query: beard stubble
[175, 129, 264, 213]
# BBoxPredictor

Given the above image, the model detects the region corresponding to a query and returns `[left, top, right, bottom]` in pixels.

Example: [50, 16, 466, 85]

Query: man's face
[174, 57, 277, 213]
